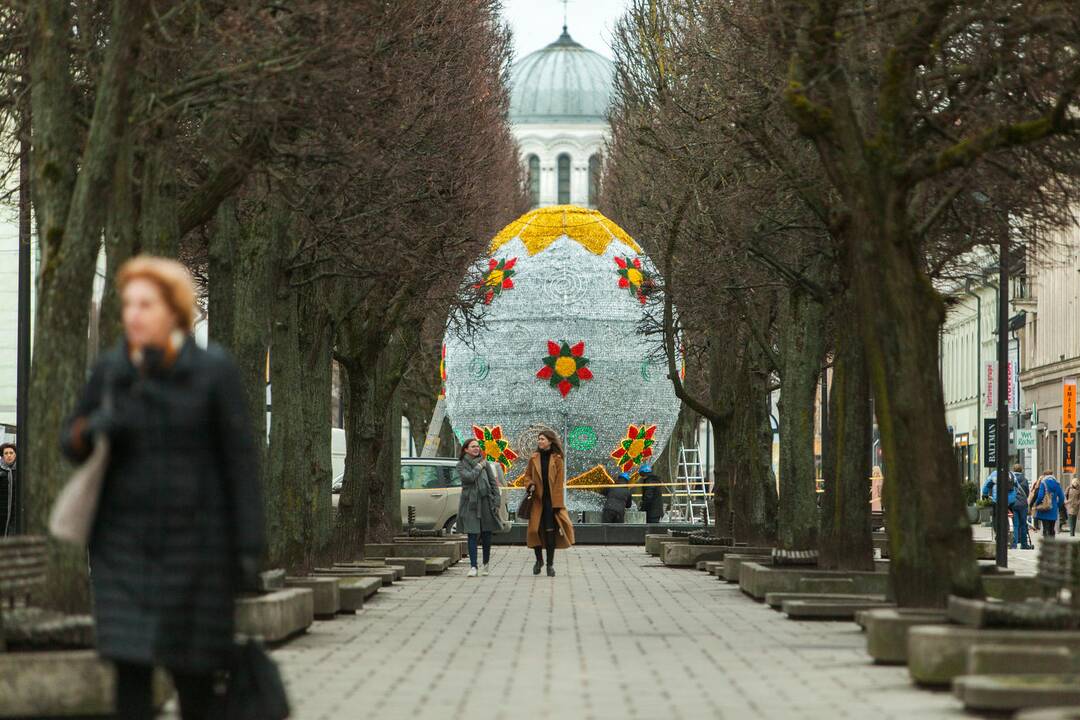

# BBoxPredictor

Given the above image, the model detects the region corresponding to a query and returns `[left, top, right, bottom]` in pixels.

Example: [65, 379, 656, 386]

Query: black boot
[533, 549, 543, 575]
[546, 565, 555, 577]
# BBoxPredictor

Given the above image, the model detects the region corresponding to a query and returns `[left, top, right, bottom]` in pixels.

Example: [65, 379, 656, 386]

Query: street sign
[983, 418, 997, 468]
[985, 362, 997, 410]
[1064, 380, 1077, 473]
[1016, 428, 1036, 450]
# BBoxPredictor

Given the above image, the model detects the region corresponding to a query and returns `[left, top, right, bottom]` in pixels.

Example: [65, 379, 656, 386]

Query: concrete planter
[662, 543, 731, 567]
[235, 588, 315, 643]
[907, 626, 1080, 686]
[861, 608, 948, 664]
[0, 650, 170, 718]
[739, 562, 890, 601]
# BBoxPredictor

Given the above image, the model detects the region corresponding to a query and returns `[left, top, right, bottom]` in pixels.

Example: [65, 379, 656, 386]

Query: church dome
[509, 29, 614, 124]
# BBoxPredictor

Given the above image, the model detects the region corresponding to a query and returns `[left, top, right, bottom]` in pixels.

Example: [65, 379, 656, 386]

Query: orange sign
[1064, 381, 1077, 473]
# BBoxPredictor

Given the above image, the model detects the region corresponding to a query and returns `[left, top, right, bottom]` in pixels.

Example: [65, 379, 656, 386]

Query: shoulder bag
[489, 462, 512, 534]
[49, 376, 113, 547]
[1031, 479, 1052, 513]
[516, 485, 535, 521]
[218, 639, 290, 720]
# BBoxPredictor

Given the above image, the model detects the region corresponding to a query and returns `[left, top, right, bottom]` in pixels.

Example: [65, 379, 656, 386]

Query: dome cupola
[509, 28, 614, 124]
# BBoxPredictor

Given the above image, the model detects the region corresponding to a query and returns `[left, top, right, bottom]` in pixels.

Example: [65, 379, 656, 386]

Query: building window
[527, 155, 540, 208]
[557, 153, 571, 204]
[588, 154, 601, 207]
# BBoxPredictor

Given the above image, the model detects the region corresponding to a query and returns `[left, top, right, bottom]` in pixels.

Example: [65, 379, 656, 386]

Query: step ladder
[674, 447, 711, 525]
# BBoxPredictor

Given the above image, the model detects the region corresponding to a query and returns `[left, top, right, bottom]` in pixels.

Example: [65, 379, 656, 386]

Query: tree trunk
[26, 0, 149, 612]
[369, 388, 403, 542]
[331, 361, 377, 559]
[819, 307, 874, 570]
[776, 286, 825, 549]
[298, 292, 335, 553]
[207, 199, 238, 346]
[100, 138, 137, 351]
[848, 205, 981, 605]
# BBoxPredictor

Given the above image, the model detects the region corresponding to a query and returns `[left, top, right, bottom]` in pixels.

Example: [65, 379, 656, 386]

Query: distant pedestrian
[1066, 475, 1080, 537]
[456, 438, 503, 577]
[61, 257, 264, 720]
[637, 463, 665, 524]
[1, 442, 17, 536]
[1009, 464, 1032, 549]
[520, 430, 575, 576]
[982, 469, 1017, 541]
[1029, 470, 1066, 540]
[601, 472, 633, 523]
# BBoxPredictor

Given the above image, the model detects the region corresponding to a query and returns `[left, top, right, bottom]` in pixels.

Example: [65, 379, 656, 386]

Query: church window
[588, 154, 601, 207]
[527, 155, 541, 207]
[557, 153, 571, 204]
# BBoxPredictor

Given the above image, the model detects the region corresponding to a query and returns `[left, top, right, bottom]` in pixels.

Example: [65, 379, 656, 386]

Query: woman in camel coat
[519, 430, 575, 576]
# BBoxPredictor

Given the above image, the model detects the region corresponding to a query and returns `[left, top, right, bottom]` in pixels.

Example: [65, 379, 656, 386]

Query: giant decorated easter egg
[443, 205, 682, 509]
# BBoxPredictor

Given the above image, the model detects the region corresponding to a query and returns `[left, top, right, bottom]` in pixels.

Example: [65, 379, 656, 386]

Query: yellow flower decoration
[490, 205, 642, 257]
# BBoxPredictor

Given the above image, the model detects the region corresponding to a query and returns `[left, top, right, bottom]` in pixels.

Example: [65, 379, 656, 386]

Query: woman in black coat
[62, 257, 264, 720]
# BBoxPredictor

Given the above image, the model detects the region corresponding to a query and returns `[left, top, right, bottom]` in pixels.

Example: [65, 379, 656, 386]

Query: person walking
[61, 257, 264, 720]
[1029, 470, 1066, 540]
[982, 468, 1016, 542]
[1066, 475, 1080, 537]
[601, 471, 633, 523]
[0, 443, 17, 536]
[456, 438, 503, 577]
[638, 464, 665, 524]
[520, 430, 575, 576]
[1009, 463, 1032, 549]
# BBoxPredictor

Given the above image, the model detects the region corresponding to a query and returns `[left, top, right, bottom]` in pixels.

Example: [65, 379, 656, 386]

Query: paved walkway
[265, 546, 971, 720]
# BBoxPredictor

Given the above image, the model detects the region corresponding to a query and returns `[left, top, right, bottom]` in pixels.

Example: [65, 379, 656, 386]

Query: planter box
[908, 626, 1080, 686]
[235, 588, 314, 642]
[285, 577, 341, 618]
[739, 562, 890, 601]
[861, 608, 948, 664]
[0, 650, 170, 718]
[662, 543, 732, 567]
[365, 542, 458, 563]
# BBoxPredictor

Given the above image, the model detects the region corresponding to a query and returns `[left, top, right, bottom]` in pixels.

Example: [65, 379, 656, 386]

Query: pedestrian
[982, 468, 1016, 541]
[601, 471, 633, 523]
[519, 430, 575, 576]
[1028, 470, 1066, 540]
[1, 442, 17, 536]
[61, 257, 264, 720]
[456, 438, 503, 577]
[637, 463, 665, 524]
[1009, 463, 1032, 549]
[1066, 475, 1080, 537]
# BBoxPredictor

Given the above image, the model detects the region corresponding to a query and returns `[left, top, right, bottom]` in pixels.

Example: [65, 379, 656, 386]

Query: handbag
[1031, 479, 1052, 513]
[218, 639, 290, 720]
[516, 485, 535, 521]
[49, 376, 114, 546]
[487, 462, 512, 534]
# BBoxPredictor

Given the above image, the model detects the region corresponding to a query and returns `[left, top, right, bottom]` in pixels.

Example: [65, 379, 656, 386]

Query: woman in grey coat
[457, 438, 503, 577]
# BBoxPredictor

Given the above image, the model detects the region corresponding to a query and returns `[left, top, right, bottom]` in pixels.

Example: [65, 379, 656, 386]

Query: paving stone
[195, 547, 1012, 720]
[0, 651, 171, 717]
[234, 588, 314, 643]
[908, 626, 1080, 686]
[861, 608, 948, 664]
[285, 577, 342, 618]
[952, 674, 1080, 711]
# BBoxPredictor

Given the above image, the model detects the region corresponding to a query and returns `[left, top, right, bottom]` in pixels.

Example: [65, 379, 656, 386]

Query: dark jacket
[0, 462, 16, 536]
[61, 338, 263, 673]
[456, 456, 501, 534]
[601, 476, 633, 518]
[638, 471, 664, 523]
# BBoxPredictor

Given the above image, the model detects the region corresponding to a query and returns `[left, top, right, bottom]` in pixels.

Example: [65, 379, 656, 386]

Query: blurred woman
[1066, 475, 1080, 537]
[520, 430, 575, 576]
[62, 257, 263, 720]
[456, 438, 503, 577]
[1029, 470, 1066, 539]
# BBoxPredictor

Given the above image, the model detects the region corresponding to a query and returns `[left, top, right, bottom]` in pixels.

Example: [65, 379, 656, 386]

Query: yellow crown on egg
[490, 205, 642, 256]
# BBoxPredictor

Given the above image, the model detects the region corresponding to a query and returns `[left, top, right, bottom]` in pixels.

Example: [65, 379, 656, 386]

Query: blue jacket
[982, 471, 1017, 506]
[1032, 476, 1066, 521]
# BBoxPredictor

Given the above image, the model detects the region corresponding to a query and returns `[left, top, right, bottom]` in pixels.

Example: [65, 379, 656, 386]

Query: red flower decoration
[475, 257, 517, 304]
[610, 424, 657, 472]
[614, 255, 654, 304]
[537, 340, 593, 397]
[472, 425, 518, 470]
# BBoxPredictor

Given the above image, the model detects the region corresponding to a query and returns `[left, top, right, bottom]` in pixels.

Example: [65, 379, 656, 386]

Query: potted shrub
[976, 496, 994, 525]
[962, 481, 980, 524]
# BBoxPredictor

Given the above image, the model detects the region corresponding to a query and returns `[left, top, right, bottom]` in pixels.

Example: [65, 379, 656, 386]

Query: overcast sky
[502, 0, 629, 61]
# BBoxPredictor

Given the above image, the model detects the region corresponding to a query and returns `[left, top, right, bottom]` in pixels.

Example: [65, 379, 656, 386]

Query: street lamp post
[995, 231, 1010, 567]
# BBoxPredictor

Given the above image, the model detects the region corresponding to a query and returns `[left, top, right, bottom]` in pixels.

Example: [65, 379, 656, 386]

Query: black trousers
[115, 661, 216, 720]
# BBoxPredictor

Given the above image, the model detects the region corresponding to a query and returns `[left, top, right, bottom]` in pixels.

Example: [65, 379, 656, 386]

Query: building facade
[1018, 231, 1080, 478]
[509, 28, 613, 209]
